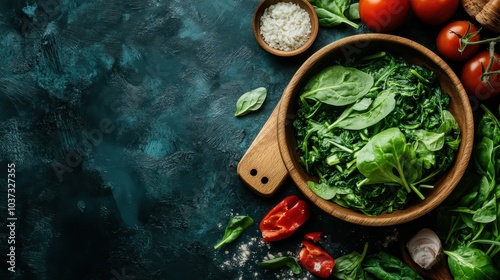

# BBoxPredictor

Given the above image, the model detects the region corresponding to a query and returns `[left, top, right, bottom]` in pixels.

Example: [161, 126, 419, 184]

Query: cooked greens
[293, 52, 460, 216]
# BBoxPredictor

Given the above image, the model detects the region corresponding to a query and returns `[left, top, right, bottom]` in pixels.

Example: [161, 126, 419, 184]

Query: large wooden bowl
[238, 34, 474, 226]
[278, 34, 474, 226]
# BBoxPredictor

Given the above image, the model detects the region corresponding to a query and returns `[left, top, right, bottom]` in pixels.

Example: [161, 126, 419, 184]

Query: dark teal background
[0, 0, 498, 279]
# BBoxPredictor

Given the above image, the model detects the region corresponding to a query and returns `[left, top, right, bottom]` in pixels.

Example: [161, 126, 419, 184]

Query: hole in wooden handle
[237, 104, 288, 197]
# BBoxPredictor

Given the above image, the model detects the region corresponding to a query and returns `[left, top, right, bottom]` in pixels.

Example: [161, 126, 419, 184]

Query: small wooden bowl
[277, 34, 474, 226]
[252, 0, 319, 57]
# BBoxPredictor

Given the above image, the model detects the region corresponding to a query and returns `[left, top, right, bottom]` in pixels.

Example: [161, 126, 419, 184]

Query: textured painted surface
[0, 1, 494, 280]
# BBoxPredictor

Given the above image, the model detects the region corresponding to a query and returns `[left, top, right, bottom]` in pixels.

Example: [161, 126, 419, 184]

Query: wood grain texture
[252, 0, 319, 57]
[237, 103, 288, 197]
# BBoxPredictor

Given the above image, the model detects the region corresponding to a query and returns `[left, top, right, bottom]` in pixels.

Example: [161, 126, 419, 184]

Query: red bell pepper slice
[299, 240, 336, 279]
[259, 195, 311, 242]
[304, 232, 323, 243]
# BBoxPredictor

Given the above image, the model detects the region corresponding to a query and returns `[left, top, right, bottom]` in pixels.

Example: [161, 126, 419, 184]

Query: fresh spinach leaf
[363, 251, 424, 280]
[330, 90, 396, 130]
[356, 128, 421, 197]
[235, 87, 267, 117]
[333, 242, 368, 280]
[259, 256, 302, 274]
[472, 196, 497, 224]
[445, 247, 500, 280]
[214, 216, 253, 249]
[346, 3, 359, 20]
[308, 181, 338, 200]
[308, 0, 359, 28]
[352, 97, 373, 111]
[413, 130, 445, 152]
[300, 65, 374, 106]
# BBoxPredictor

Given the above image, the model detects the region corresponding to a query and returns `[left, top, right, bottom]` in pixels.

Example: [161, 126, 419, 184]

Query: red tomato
[259, 195, 311, 242]
[411, 0, 459, 25]
[436, 21, 480, 62]
[461, 50, 500, 100]
[299, 241, 336, 278]
[359, 0, 410, 32]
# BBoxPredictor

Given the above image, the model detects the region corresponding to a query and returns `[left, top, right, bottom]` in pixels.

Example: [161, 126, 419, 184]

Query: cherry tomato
[299, 241, 336, 278]
[411, 0, 459, 25]
[359, 0, 410, 32]
[461, 50, 500, 100]
[436, 21, 480, 62]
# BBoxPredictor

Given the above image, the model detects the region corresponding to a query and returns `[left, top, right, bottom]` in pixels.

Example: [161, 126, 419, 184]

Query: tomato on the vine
[359, 0, 410, 32]
[461, 51, 500, 100]
[411, 0, 459, 25]
[436, 21, 480, 62]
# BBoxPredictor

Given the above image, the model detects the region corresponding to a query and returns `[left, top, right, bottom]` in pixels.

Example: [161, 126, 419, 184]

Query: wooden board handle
[237, 103, 288, 197]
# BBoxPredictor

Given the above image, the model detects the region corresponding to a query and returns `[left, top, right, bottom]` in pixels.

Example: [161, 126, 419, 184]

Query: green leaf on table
[333, 242, 368, 280]
[363, 251, 423, 280]
[259, 256, 302, 274]
[235, 87, 267, 117]
[214, 215, 254, 249]
[308, 0, 359, 28]
[445, 246, 500, 280]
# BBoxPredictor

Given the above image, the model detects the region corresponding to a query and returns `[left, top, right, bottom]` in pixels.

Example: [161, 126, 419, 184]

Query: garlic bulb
[406, 228, 443, 270]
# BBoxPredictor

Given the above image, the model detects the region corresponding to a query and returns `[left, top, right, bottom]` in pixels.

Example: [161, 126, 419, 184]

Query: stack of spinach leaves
[437, 105, 500, 279]
[293, 52, 460, 216]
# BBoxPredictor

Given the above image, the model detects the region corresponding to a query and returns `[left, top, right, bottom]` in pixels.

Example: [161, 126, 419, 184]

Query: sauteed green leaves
[293, 52, 460, 216]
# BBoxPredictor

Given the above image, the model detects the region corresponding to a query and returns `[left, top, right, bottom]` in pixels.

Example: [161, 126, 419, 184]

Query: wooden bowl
[252, 0, 319, 57]
[277, 34, 474, 226]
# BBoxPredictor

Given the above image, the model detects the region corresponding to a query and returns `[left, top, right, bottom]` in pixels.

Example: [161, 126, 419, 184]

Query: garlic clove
[406, 228, 443, 270]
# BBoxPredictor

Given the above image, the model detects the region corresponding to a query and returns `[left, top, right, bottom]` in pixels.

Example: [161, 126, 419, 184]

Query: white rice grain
[260, 2, 312, 51]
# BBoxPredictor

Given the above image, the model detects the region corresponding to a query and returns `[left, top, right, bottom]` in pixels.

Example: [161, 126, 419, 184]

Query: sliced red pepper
[259, 195, 311, 242]
[304, 232, 323, 243]
[299, 240, 335, 279]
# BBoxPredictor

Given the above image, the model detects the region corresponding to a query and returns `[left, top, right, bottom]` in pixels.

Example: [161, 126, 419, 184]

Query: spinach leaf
[214, 216, 253, 249]
[301, 65, 374, 106]
[356, 128, 421, 197]
[330, 90, 396, 130]
[234, 87, 267, 117]
[259, 256, 302, 274]
[308, 181, 338, 200]
[478, 105, 500, 145]
[363, 251, 423, 280]
[445, 247, 500, 280]
[346, 3, 360, 20]
[413, 130, 445, 152]
[352, 97, 373, 111]
[333, 242, 368, 280]
[308, 0, 359, 28]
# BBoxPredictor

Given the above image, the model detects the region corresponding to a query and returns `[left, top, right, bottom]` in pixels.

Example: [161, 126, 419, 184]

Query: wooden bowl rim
[252, 0, 319, 57]
[277, 34, 475, 226]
